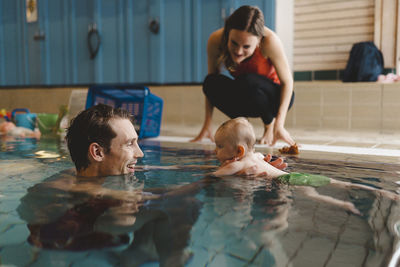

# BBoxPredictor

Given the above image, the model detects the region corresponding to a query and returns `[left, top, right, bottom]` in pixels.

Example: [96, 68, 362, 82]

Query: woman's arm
[191, 29, 223, 142]
[260, 28, 295, 146]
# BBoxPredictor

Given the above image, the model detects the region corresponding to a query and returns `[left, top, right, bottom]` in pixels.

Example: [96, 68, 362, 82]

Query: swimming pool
[1, 136, 400, 266]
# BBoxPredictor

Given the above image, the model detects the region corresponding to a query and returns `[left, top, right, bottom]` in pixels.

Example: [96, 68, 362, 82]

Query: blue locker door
[162, 0, 192, 83]
[192, 0, 226, 82]
[0, 0, 28, 85]
[27, 0, 51, 85]
[132, 0, 151, 83]
[73, 0, 95, 84]
[148, 0, 162, 83]
[26, 21, 43, 85]
[130, 0, 191, 84]
[96, 0, 126, 84]
[45, 0, 72, 84]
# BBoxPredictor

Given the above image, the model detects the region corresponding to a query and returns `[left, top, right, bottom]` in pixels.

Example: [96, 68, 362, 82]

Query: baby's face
[214, 130, 237, 163]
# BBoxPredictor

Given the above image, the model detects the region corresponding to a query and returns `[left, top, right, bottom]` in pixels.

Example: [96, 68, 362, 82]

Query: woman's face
[227, 29, 260, 65]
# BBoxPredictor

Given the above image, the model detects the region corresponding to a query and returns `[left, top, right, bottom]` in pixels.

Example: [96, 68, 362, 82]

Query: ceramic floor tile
[375, 143, 400, 150]
[327, 141, 378, 148]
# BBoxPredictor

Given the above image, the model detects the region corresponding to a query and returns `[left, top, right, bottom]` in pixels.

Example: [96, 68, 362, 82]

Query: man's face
[100, 118, 144, 176]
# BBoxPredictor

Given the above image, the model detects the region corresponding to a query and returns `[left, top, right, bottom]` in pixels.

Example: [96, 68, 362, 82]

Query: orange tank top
[229, 47, 281, 85]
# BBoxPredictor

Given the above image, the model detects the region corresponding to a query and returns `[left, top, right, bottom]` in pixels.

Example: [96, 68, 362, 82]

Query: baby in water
[211, 117, 398, 214]
[213, 117, 286, 178]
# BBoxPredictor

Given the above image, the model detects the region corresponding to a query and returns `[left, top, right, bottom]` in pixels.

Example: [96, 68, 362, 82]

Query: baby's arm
[298, 186, 361, 215]
[136, 164, 216, 171]
[329, 178, 400, 201]
[212, 161, 246, 177]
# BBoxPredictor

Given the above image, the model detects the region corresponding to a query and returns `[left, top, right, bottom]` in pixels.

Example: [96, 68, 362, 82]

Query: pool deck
[152, 125, 400, 164]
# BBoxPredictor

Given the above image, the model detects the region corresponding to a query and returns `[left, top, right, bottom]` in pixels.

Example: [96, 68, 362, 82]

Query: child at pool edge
[211, 117, 399, 214]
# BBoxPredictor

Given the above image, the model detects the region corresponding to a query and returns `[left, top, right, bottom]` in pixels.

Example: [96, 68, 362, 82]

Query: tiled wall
[382, 84, 400, 132]
[1, 82, 400, 134]
[0, 88, 79, 114]
[151, 82, 400, 135]
[286, 82, 400, 133]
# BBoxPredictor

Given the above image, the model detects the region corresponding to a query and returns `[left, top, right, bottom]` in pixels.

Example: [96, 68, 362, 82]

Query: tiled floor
[157, 123, 400, 164]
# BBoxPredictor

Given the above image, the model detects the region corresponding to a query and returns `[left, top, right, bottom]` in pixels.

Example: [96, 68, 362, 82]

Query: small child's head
[214, 117, 256, 163]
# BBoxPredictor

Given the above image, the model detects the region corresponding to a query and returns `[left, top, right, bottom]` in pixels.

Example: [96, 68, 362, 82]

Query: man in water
[18, 104, 199, 266]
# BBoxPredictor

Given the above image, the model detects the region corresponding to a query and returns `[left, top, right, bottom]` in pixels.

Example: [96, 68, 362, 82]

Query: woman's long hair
[218, 5, 265, 71]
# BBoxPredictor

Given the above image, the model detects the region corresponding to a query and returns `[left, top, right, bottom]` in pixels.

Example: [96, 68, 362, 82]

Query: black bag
[343, 41, 384, 82]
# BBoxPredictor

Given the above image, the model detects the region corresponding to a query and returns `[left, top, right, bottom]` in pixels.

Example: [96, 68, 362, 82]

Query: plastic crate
[86, 85, 163, 138]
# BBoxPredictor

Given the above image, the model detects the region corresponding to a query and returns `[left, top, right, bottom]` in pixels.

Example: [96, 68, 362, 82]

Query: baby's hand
[377, 190, 400, 201]
[264, 154, 287, 170]
[343, 202, 361, 215]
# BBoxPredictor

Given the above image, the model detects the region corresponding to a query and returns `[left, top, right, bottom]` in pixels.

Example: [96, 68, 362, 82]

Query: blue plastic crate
[85, 85, 163, 138]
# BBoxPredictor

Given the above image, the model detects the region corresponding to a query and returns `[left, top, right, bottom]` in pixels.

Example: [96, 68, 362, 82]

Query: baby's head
[214, 117, 256, 162]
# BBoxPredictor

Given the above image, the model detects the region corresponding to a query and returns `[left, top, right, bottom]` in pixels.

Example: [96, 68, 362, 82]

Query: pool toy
[278, 172, 330, 187]
[0, 109, 12, 121]
[279, 144, 299, 155]
[37, 113, 59, 135]
[36, 105, 68, 135]
[12, 108, 37, 131]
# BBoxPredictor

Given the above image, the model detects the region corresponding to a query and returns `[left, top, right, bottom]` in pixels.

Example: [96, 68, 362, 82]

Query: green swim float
[277, 172, 330, 187]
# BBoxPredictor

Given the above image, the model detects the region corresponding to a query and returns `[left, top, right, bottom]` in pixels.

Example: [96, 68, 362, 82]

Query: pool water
[1, 137, 400, 266]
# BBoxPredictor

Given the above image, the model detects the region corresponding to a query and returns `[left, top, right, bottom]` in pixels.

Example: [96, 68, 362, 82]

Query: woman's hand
[273, 125, 295, 146]
[190, 126, 214, 142]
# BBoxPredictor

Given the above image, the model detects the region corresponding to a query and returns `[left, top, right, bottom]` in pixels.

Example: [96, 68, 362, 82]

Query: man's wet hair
[66, 104, 133, 171]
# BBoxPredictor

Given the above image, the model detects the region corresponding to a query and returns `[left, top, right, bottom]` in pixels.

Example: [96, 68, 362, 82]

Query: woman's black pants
[203, 73, 295, 125]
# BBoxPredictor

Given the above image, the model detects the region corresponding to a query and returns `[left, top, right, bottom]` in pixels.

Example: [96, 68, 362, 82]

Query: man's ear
[237, 145, 245, 158]
[88, 143, 105, 162]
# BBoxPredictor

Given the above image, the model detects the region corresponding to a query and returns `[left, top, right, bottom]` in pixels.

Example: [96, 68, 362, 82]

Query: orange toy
[279, 144, 299, 155]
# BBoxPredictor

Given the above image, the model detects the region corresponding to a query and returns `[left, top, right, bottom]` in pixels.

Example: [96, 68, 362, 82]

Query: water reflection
[17, 169, 202, 266]
[3, 142, 400, 266]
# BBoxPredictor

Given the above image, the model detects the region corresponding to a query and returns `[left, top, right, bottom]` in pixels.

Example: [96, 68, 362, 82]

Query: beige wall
[374, 0, 400, 69]
[150, 82, 400, 135]
[2, 82, 400, 135]
[293, 0, 375, 71]
[0, 87, 88, 124]
[291, 0, 400, 72]
[276, 0, 294, 70]
[0, 88, 77, 114]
